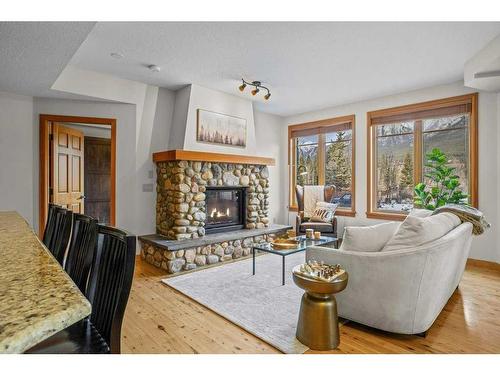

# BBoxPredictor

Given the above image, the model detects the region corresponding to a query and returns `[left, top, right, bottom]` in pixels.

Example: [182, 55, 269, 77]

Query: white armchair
[306, 222, 473, 335]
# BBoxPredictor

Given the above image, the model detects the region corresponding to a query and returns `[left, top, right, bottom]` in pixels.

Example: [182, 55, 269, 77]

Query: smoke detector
[148, 64, 161, 73]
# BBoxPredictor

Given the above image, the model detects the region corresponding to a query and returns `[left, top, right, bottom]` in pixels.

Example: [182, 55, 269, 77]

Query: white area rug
[162, 252, 310, 354]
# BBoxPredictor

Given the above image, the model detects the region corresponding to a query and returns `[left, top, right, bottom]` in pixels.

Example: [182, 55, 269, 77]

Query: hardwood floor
[121, 257, 500, 354]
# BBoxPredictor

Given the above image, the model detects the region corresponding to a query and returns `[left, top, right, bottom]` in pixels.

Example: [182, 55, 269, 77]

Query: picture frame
[197, 109, 247, 147]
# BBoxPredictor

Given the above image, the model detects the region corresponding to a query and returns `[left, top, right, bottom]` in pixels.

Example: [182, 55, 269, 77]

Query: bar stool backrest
[86, 225, 136, 354]
[42, 203, 59, 248]
[48, 207, 73, 265]
[65, 213, 98, 294]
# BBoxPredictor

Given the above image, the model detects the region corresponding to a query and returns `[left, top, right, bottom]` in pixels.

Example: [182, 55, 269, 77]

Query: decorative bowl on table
[270, 238, 300, 250]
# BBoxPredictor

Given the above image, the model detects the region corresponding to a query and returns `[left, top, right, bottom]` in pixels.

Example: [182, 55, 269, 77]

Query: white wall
[33, 98, 137, 234]
[285, 81, 500, 263]
[169, 85, 191, 150]
[48, 67, 176, 240]
[464, 33, 500, 92]
[253, 110, 286, 225]
[0, 67, 175, 245]
[2, 66, 285, 245]
[0, 92, 34, 224]
[173, 84, 258, 155]
[168, 83, 286, 225]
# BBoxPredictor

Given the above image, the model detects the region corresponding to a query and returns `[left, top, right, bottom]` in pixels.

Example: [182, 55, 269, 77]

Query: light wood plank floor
[121, 257, 500, 354]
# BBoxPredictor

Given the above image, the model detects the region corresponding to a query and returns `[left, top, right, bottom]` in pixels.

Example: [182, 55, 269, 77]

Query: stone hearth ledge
[140, 224, 291, 251]
[139, 224, 292, 274]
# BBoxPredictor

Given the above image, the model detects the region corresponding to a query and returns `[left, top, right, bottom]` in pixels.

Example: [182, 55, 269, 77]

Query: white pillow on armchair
[310, 202, 338, 223]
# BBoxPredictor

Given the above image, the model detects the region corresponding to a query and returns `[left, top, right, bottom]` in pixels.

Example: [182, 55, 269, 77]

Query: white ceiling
[0, 22, 96, 97]
[70, 22, 500, 116]
[1, 22, 500, 116]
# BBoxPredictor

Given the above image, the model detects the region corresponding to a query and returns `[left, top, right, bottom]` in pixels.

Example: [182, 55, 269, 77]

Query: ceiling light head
[110, 52, 124, 59]
[148, 64, 161, 73]
[239, 78, 271, 101]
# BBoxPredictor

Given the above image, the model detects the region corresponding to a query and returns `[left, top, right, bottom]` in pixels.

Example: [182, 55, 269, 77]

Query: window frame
[366, 93, 478, 221]
[288, 115, 356, 217]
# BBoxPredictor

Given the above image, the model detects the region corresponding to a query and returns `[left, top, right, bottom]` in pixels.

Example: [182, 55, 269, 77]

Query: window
[289, 115, 355, 216]
[367, 94, 478, 220]
[296, 135, 319, 186]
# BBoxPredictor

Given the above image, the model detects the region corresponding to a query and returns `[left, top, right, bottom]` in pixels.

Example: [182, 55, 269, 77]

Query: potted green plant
[414, 148, 468, 210]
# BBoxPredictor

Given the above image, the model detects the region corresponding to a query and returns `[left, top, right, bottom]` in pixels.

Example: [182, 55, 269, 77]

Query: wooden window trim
[366, 93, 478, 220]
[288, 115, 356, 216]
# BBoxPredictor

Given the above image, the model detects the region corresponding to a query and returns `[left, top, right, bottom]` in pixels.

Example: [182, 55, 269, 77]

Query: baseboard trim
[466, 258, 500, 271]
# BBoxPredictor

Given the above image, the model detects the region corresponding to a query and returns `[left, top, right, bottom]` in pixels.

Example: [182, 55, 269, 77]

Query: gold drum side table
[292, 267, 348, 351]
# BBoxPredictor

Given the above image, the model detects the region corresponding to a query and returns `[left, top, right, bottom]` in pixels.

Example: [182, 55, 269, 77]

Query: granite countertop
[0, 211, 91, 353]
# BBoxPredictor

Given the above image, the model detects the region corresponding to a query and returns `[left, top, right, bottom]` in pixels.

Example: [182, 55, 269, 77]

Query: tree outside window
[368, 94, 477, 219]
[289, 116, 355, 215]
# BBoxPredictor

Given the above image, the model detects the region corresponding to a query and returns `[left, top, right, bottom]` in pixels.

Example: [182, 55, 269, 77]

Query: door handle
[78, 195, 86, 200]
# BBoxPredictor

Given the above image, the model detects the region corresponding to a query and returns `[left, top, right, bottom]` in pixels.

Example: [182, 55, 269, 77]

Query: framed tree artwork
[197, 109, 247, 147]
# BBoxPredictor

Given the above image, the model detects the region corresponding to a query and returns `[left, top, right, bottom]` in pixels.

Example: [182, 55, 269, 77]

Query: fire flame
[210, 207, 230, 218]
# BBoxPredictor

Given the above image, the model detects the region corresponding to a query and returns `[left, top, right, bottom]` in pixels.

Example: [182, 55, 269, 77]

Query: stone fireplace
[139, 150, 291, 274]
[155, 155, 271, 240]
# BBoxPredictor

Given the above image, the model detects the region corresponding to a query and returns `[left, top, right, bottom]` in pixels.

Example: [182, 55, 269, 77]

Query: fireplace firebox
[205, 187, 247, 234]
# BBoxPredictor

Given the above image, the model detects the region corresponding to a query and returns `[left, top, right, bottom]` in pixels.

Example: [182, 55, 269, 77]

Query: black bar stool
[46, 206, 73, 265]
[42, 203, 58, 248]
[65, 213, 98, 294]
[27, 225, 136, 354]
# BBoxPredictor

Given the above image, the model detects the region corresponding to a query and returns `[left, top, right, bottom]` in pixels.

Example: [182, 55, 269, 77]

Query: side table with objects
[293, 262, 348, 351]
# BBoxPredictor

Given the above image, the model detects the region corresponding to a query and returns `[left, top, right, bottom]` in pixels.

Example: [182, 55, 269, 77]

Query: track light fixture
[238, 79, 271, 101]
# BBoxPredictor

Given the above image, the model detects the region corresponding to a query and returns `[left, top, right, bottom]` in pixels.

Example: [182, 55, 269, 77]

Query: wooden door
[84, 137, 111, 224]
[52, 123, 85, 213]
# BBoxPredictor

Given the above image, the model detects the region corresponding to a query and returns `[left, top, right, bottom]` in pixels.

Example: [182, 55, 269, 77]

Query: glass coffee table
[252, 236, 338, 285]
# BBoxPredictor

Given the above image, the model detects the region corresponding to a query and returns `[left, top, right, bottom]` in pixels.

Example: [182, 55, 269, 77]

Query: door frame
[39, 114, 116, 236]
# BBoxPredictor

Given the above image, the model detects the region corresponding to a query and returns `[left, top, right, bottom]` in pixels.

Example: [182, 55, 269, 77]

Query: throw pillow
[310, 201, 338, 223]
[340, 221, 401, 252]
[381, 212, 461, 252]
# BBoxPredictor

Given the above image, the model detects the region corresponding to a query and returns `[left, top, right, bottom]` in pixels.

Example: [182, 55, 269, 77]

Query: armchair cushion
[340, 221, 400, 252]
[300, 221, 335, 233]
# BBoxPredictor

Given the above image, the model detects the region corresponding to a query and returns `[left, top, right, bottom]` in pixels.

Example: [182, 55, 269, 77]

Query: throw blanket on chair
[303, 185, 324, 218]
[432, 204, 490, 235]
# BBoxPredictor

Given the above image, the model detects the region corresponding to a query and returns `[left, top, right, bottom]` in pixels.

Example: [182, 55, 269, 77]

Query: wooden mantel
[153, 150, 276, 166]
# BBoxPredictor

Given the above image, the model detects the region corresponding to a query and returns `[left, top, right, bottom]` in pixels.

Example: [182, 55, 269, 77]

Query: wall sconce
[238, 79, 271, 101]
